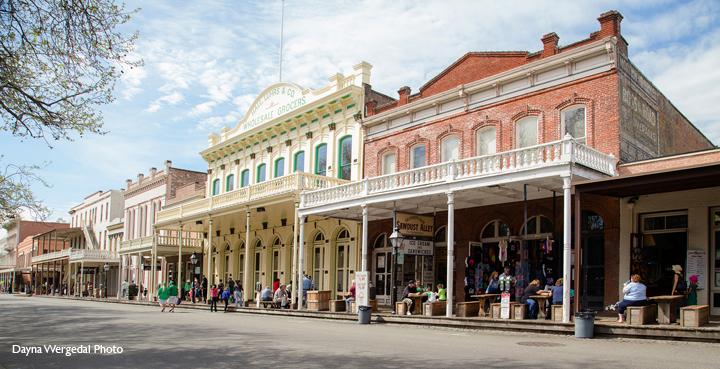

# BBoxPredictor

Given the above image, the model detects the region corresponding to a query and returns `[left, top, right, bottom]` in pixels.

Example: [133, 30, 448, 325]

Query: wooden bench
[680, 305, 709, 327]
[456, 301, 480, 317]
[512, 303, 526, 320]
[627, 305, 656, 325]
[396, 302, 408, 315]
[259, 300, 277, 309]
[330, 299, 346, 312]
[423, 301, 446, 316]
[307, 290, 331, 311]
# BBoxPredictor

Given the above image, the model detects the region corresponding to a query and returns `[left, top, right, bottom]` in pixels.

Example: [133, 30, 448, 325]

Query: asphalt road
[0, 295, 718, 369]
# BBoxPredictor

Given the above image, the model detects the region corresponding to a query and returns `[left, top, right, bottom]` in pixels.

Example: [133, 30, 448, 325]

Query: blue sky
[1, 0, 719, 224]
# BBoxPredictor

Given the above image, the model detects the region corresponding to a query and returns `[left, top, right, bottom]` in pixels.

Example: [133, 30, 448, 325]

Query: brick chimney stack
[541, 32, 559, 57]
[397, 86, 411, 106]
[165, 160, 172, 173]
[150, 167, 157, 178]
[365, 100, 377, 116]
[597, 10, 623, 38]
[137, 173, 144, 184]
[126, 179, 132, 190]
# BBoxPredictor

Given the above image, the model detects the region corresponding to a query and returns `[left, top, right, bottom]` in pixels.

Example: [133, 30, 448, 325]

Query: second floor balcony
[69, 249, 120, 263]
[156, 172, 348, 226]
[119, 233, 205, 255]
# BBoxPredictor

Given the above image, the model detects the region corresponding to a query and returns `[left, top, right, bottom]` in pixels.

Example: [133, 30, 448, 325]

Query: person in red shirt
[209, 285, 219, 312]
[345, 281, 356, 312]
[272, 278, 280, 293]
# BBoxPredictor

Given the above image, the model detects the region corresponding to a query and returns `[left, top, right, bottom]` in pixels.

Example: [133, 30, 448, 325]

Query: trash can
[358, 305, 372, 324]
[574, 311, 595, 338]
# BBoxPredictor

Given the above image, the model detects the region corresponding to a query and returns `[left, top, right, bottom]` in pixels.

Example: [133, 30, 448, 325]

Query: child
[687, 275, 699, 306]
[436, 284, 447, 301]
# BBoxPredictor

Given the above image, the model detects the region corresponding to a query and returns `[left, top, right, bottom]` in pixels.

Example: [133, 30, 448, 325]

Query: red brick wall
[167, 169, 207, 203]
[365, 72, 621, 177]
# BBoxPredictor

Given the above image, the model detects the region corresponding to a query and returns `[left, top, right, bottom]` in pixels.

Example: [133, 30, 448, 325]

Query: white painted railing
[157, 172, 348, 224]
[31, 249, 71, 263]
[156, 235, 204, 248]
[302, 136, 617, 208]
[69, 249, 119, 261]
[119, 235, 154, 253]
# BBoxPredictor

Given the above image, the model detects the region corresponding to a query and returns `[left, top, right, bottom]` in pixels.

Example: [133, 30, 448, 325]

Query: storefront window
[272, 237, 281, 281]
[336, 229, 350, 293]
[313, 232, 325, 290]
[638, 212, 688, 297]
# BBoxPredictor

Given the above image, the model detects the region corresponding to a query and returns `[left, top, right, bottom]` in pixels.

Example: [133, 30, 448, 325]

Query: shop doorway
[712, 208, 720, 315]
[372, 234, 391, 305]
[312, 232, 326, 290]
[637, 212, 688, 297]
[434, 227, 447, 287]
[581, 211, 605, 310]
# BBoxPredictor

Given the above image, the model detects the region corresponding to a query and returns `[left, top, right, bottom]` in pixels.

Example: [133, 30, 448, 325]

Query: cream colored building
[155, 62, 381, 302]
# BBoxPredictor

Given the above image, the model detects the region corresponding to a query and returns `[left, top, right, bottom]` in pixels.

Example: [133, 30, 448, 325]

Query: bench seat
[680, 305, 709, 327]
[423, 301, 446, 316]
[456, 301, 480, 317]
[627, 305, 656, 325]
[330, 299, 346, 312]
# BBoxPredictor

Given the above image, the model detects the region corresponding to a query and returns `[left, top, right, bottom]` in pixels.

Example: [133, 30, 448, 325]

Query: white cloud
[191, 101, 218, 116]
[145, 91, 184, 113]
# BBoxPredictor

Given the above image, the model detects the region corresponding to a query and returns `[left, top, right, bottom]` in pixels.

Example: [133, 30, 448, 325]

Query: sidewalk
[33, 294, 720, 343]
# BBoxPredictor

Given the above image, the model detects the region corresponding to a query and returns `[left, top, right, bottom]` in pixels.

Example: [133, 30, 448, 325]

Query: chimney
[137, 173, 144, 184]
[150, 167, 157, 178]
[541, 32, 559, 57]
[597, 10, 623, 38]
[165, 160, 172, 173]
[126, 179, 132, 190]
[397, 86, 411, 106]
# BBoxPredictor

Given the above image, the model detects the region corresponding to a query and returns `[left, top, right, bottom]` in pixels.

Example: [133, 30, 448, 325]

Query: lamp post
[190, 252, 198, 278]
[103, 263, 109, 299]
[388, 226, 404, 314]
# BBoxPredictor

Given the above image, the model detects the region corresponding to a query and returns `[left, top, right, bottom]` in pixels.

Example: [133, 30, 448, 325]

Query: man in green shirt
[167, 281, 179, 312]
[157, 283, 168, 312]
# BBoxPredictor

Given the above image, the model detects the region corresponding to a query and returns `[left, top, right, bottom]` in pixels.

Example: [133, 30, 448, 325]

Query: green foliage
[0, 0, 142, 142]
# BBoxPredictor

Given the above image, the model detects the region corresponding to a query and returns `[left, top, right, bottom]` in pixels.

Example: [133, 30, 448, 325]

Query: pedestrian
[302, 273, 312, 305]
[401, 281, 418, 315]
[222, 286, 231, 312]
[167, 281, 178, 313]
[227, 276, 235, 291]
[210, 285, 219, 312]
[157, 282, 168, 312]
[687, 275, 699, 306]
[234, 284, 244, 309]
[272, 278, 280, 293]
[344, 281, 356, 312]
[274, 284, 289, 308]
[202, 276, 208, 302]
[183, 280, 191, 301]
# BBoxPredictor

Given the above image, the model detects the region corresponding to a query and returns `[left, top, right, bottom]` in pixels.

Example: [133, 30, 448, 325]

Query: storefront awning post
[446, 192, 455, 318]
[562, 176, 572, 323]
[297, 215, 306, 309]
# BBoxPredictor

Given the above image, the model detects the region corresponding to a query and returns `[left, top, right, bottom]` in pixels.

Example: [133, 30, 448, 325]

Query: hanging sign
[355, 271, 369, 307]
[238, 83, 308, 135]
[396, 212, 434, 237]
[401, 239, 434, 256]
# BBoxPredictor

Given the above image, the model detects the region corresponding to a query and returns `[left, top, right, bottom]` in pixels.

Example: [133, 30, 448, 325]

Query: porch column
[446, 192, 455, 318]
[361, 205, 368, 272]
[562, 175, 572, 323]
[207, 219, 214, 288]
[244, 210, 252, 302]
[117, 255, 123, 299]
[80, 261, 84, 297]
[177, 223, 183, 298]
[291, 203, 299, 308]
[151, 233, 157, 299]
[297, 215, 306, 310]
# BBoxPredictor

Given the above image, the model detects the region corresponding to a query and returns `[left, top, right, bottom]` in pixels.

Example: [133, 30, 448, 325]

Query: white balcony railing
[31, 248, 71, 263]
[119, 235, 154, 253]
[69, 249, 119, 262]
[157, 172, 348, 224]
[302, 136, 617, 208]
[156, 235, 204, 248]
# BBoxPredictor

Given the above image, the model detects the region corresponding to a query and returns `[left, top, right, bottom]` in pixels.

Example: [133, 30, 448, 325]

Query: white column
[446, 192, 454, 318]
[361, 205, 368, 272]
[177, 223, 183, 298]
[297, 215, 306, 309]
[80, 261, 84, 297]
[207, 219, 214, 287]
[562, 176, 572, 323]
[243, 210, 251, 302]
[151, 235, 157, 299]
[291, 202, 299, 308]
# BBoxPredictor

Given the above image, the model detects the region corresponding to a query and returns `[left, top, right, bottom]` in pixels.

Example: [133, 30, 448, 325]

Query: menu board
[686, 250, 706, 290]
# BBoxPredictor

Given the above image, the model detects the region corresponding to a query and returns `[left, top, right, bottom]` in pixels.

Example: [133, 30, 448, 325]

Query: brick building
[299, 10, 715, 321]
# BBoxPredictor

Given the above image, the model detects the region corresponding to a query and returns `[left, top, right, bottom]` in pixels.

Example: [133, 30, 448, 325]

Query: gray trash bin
[574, 311, 595, 338]
[358, 305, 372, 324]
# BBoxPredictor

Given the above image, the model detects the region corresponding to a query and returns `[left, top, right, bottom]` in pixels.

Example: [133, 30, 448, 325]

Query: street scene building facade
[298, 10, 715, 321]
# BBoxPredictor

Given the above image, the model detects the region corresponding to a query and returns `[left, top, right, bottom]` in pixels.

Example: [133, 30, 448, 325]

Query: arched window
[274, 157, 285, 178]
[521, 215, 554, 236]
[410, 144, 427, 169]
[373, 233, 387, 248]
[315, 143, 327, 176]
[237, 242, 245, 287]
[240, 169, 250, 188]
[338, 136, 352, 180]
[336, 228, 351, 292]
[254, 240, 262, 289]
[271, 237, 282, 281]
[476, 126, 497, 156]
[211, 178, 220, 196]
[381, 152, 396, 175]
[256, 163, 266, 183]
[441, 135, 460, 162]
[294, 151, 305, 173]
[562, 105, 586, 142]
[481, 219, 511, 240]
[225, 174, 235, 192]
[516, 116, 538, 148]
[312, 232, 325, 290]
[434, 226, 446, 243]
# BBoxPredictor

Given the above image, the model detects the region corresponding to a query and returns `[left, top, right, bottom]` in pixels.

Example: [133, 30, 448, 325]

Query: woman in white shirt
[617, 274, 648, 323]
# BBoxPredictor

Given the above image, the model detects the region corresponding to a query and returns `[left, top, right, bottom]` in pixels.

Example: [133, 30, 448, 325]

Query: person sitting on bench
[273, 284, 289, 308]
[260, 286, 273, 303]
[617, 274, 648, 323]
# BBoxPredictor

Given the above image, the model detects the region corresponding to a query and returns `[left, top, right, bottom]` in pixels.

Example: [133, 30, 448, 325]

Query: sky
[1, 0, 719, 225]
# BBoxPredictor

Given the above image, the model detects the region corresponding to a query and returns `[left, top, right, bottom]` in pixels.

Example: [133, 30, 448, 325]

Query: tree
[0, 157, 50, 224]
[0, 0, 141, 141]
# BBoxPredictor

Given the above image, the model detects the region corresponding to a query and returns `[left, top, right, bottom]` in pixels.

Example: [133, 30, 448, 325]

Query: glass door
[373, 249, 391, 305]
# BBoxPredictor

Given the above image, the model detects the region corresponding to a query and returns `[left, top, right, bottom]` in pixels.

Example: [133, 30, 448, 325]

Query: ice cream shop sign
[238, 83, 308, 134]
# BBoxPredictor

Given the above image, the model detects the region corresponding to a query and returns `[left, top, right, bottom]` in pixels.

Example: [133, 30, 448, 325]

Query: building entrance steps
[38, 295, 720, 343]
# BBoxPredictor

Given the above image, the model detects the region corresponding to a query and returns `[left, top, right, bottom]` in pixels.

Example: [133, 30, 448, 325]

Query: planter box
[424, 301, 446, 316]
[456, 301, 480, 317]
[307, 290, 330, 311]
[680, 305, 709, 327]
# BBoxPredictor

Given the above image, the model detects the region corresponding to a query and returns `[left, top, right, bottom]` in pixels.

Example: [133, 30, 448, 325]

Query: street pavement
[0, 294, 718, 369]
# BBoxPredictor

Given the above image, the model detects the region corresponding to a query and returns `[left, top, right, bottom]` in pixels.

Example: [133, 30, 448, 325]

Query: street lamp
[388, 226, 404, 314]
[190, 252, 198, 279]
[103, 262, 110, 299]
